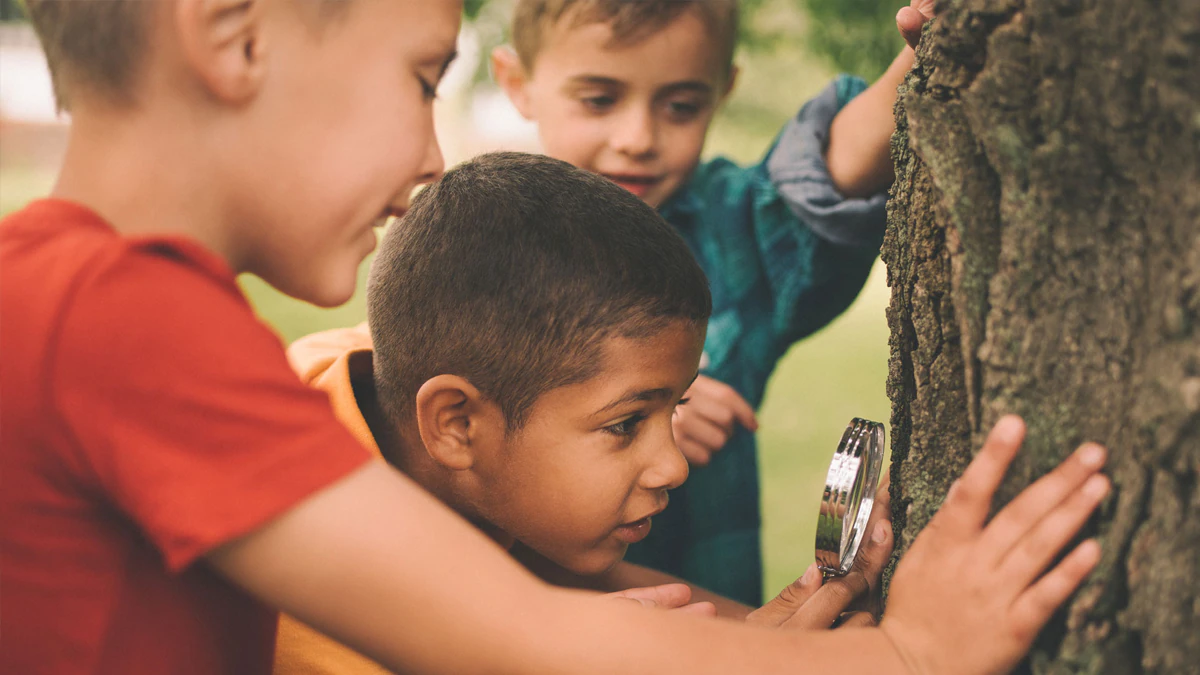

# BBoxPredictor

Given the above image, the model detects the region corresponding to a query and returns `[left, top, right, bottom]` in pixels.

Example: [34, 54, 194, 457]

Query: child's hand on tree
[897, 0, 937, 50]
[881, 415, 1109, 674]
[672, 375, 758, 467]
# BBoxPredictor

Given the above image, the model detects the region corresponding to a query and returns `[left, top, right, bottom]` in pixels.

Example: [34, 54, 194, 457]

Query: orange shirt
[276, 323, 392, 675]
[0, 200, 372, 674]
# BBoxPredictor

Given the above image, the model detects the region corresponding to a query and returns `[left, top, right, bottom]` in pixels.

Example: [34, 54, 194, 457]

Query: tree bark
[883, 0, 1199, 672]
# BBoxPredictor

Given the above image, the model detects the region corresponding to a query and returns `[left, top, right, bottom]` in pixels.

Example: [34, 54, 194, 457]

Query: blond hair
[24, 0, 150, 109]
[511, 0, 738, 74]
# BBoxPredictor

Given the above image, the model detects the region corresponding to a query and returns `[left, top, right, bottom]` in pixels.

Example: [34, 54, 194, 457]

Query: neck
[51, 103, 243, 270]
[383, 425, 515, 551]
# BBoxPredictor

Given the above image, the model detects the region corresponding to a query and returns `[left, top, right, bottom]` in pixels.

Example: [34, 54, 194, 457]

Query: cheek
[663, 123, 710, 173]
[536, 109, 606, 165]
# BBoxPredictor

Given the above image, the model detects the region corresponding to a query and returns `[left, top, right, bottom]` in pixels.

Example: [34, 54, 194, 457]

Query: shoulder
[288, 323, 374, 384]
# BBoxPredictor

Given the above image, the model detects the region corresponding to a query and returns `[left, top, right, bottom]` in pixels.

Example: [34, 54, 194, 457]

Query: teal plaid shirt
[622, 75, 887, 604]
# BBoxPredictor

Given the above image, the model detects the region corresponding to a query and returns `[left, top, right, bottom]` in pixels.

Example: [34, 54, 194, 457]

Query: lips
[601, 173, 662, 199]
[613, 502, 667, 544]
[613, 516, 653, 544]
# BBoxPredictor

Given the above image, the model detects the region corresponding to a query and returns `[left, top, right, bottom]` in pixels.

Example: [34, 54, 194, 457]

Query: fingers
[745, 564, 823, 628]
[1000, 473, 1109, 589]
[674, 409, 731, 452]
[932, 415, 1026, 538]
[676, 437, 716, 467]
[833, 611, 877, 628]
[848, 521, 893, 610]
[980, 443, 1107, 557]
[688, 376, 759, 434]
[782, 568, 871, 630]
[896, 6, 931, 50]
[1008, 539, 1102, 644]
[605, 583, 693, 610]
[676, 601, 718, 618]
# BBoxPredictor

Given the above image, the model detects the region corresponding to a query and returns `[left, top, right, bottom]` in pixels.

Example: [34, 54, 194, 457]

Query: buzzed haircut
[511, 0, 738, 74]
[24, 0, 150, 109]
[24, 0, 351, 110]
[367, 152, 712, 436]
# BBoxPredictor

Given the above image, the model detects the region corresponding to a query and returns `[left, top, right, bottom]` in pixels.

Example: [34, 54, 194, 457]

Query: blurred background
[0, 0, 900, 600]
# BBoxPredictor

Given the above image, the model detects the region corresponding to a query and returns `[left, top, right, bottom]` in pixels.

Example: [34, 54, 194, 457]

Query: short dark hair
[512, 0, 738, 75]
[367, 152, 711, 435]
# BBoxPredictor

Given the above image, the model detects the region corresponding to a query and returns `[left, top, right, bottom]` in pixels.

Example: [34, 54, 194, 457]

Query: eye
[581, 94, 617, 113]
[672, 397, 691, 418]
[418, 76, 439, 102]
[665, 100, 703, 123]
[603, 413, 646, 439]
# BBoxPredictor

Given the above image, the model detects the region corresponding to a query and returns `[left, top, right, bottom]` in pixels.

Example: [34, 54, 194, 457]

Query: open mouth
[613, 516, 653, 544]
[602, 173, 662, 199]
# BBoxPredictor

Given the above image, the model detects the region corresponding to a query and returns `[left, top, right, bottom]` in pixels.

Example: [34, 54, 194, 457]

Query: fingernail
[1083, 475, 1110, 498]
[872, 521, 889, 544]
[801, 564, 820, 586]
[1078, 444, 1106, 468]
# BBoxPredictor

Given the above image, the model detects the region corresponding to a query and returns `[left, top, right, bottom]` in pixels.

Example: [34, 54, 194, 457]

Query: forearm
[210, 463, 912, 674]
[825, 47, 916, 198]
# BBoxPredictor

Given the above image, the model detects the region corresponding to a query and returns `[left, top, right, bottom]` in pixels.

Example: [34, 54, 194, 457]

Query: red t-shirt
[0, 200, 373, 674]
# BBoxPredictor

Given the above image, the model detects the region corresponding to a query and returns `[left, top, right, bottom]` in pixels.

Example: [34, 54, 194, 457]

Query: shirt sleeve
[766, 74, 888, 249]
[682, 76, 885, 354]
[51, 243, 373, 572]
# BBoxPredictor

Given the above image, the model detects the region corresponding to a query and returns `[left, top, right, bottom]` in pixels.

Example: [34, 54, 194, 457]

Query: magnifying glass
[815, 418, 885, 577]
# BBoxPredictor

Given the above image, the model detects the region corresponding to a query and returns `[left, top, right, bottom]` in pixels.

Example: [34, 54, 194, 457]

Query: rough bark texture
[883, 0, 1200, 672]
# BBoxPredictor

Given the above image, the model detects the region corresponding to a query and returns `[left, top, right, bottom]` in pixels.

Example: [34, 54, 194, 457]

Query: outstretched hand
[881, 415, 1109, 675]
[897, 0, 937, 50]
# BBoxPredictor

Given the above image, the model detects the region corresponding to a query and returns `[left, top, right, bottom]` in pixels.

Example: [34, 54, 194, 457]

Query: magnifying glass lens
[815, 418, 885, 577]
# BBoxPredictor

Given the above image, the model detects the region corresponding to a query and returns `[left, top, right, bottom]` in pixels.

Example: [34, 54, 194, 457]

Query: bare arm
[824, 47, 915, 198]
[512, 541, 753, 620]
[208, 461, 907, 674]
[825, 1, 936, 198]
[207, 419, 1107, 675]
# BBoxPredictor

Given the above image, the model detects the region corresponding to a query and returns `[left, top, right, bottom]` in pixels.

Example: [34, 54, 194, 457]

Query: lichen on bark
[884, 0, 1200, 671]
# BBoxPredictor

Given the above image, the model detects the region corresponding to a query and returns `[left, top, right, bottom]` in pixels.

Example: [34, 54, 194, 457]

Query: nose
[640, 424, 689, 492]
[417, 126, 446, 187]
[610, 105, 658, 159]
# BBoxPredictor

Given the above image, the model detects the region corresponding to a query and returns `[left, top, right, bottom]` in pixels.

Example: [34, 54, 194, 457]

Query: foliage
[797, 0, 903, 79]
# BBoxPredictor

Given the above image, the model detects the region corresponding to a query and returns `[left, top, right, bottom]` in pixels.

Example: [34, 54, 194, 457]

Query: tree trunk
[882, 0, 1199, 672]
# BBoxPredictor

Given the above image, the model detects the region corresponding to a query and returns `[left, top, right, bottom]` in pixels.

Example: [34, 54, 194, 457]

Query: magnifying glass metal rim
[815, 418, 885, 577]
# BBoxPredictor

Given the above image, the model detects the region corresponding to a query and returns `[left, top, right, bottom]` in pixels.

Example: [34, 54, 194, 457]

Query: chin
[563, 549, 625, 577]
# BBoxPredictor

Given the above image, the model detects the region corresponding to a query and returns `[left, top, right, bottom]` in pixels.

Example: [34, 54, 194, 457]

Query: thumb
[745, 563, 823, 627]
[604, 583, 693, 610]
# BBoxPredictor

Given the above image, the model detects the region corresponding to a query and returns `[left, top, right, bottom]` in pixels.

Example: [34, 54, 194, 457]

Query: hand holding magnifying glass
[815, 418, 886, 578]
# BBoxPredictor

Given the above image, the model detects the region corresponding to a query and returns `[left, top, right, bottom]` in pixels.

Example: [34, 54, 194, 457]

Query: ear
[491, 45, 535, 119]
[414, 375, 499, 472]
[175, 0, 267, 104]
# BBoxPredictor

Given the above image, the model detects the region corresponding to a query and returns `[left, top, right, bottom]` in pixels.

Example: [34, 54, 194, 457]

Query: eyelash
[419, 77, 438, 101]
[603, 413, 647, 439]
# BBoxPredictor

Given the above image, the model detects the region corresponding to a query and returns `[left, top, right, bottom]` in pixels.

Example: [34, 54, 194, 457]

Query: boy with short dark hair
[1, 0, 1109, 673]
[490, 0, 934, 604]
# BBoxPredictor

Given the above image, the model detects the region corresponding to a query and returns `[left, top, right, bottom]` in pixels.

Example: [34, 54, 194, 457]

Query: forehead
[338, 0, 461, 51]
[522, 322, 705, 423]
[532, 9, 726, 85]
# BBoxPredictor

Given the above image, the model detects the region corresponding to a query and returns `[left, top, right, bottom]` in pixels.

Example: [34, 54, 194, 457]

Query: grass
[0, 34, 894, 602]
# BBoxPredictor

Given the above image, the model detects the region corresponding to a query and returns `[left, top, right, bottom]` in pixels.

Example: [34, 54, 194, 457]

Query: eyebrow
[563, 76, 713, 97]
[594, 371, 700, 416]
